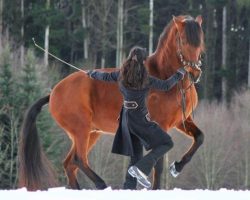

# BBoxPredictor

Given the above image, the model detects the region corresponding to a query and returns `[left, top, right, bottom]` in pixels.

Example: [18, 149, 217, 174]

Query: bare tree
[44, 0, 50, 68]
[99, 0, 114, 68]
[222, 6, 227, 101]
[162, 154, 171, 189]
[20, 0, 24, 67]
[202, 2, 216, 99]
[148, 0, 154, 55]
[81, 0, 89, 60]
[0, 0, 3, 53]
[248, 41, 250, 88]
[86, 0, 116, 68]
[116, 0, 124, 67]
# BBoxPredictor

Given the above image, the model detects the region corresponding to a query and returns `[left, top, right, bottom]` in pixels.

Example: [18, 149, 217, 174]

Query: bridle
[176, 31, 203, 130]
[176, 34, 203, 83]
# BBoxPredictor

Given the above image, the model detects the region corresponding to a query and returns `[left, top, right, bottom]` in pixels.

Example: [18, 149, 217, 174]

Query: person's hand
[177, 67, 187, 80]
[86, 70, 94, 78]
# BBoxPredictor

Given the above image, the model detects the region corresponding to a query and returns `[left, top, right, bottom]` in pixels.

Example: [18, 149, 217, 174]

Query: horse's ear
[172, 15, 184, 31]
[195, 15, 203, 26]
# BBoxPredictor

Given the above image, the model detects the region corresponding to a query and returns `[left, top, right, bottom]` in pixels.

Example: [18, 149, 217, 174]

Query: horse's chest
[147, 91, 177, 120]
[147, 88, 197, 129]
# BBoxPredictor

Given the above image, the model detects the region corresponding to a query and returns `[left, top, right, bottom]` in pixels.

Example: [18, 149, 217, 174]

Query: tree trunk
[203, 2, 215, 100]
[227, 0, 238, 100]
[20, 0, 24, 67]
[244, 133, 249, 188]
[44, 0, 50, 68]
[81, 0, 88, 60]
[0, 0, 3, 53]
[101, 1, 108, 69]
[101, 57, 105, 68]
[162, 155, 170, 189]
[213, 7, 223, 100]
[248, 40, 250, 88]
[148, 0, 154, 55]
[116, 0, 124, 67]
[222, 6, 227, 101]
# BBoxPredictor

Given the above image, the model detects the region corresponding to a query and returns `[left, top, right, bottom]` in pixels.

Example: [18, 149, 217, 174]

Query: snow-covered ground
[1, 187, 250, 200]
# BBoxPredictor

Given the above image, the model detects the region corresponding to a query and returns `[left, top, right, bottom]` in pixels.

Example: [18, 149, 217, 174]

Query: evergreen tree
[17, 49, 41, 112]
[0, 45, 14, 109]
[0, 45, 18, 189]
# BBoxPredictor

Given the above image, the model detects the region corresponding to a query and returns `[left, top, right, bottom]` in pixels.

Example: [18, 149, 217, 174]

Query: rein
[177, 73, 195, 131]
[176, 34, 201, 130]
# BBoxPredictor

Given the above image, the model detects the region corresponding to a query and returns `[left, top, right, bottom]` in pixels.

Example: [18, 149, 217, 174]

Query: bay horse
[19, 15, 205, 191]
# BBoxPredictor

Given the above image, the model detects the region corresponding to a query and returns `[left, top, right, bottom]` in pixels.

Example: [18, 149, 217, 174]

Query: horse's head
[172, 15, 204, 83]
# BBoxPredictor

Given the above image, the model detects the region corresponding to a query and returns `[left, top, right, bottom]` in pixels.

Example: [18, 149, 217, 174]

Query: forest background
[0, 0, 249, 190]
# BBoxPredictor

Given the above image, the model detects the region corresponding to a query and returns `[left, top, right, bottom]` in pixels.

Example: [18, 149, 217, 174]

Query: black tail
[19, 95, 58, 191]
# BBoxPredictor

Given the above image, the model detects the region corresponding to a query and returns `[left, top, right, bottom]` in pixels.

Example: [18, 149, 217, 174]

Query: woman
[87, 46, 186, 189]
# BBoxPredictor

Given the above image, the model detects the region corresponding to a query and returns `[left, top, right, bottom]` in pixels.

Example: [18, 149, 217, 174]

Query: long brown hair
[119, 46, 148, 90]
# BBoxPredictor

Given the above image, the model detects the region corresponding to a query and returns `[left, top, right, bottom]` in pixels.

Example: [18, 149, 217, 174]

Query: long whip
[32, 38, 87, 73]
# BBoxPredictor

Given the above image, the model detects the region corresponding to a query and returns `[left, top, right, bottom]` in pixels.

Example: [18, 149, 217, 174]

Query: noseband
[177, 50, 202, 70]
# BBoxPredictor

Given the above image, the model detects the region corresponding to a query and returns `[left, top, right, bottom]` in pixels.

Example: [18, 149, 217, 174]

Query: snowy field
[1, 187, 250, 200]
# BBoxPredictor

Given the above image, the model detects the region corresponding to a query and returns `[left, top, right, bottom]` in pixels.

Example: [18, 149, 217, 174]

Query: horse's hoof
[169, 162, 180, 178]
[96, 183, 108, 190]
[65, 184, 80, 190]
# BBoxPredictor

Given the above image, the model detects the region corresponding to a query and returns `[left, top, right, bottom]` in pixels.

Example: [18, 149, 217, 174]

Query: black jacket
[88, 70, 185, 156]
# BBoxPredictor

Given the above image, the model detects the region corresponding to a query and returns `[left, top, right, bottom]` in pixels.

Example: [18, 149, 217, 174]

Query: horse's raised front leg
[170, 116, 204, 177]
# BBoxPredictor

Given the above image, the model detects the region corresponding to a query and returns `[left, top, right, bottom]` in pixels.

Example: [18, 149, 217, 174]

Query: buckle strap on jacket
[145, 113, 159, 125]
[124, 101, 138, 109]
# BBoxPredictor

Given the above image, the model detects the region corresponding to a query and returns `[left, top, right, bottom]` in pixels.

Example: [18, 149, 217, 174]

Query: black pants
[123, 133, 173, 189]
[135, 141, 173, 175]
[123, 134, 143, 189]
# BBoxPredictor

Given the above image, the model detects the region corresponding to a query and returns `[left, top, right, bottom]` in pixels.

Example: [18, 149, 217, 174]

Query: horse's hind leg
[170, 116, 204, 177]
[87, 130, 102, 154]
[73, 126, 107, 189]
[63, 143, 80, 189]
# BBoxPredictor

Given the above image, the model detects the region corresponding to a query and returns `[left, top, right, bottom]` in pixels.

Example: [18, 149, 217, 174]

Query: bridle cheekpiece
[176, 35, 202, 83]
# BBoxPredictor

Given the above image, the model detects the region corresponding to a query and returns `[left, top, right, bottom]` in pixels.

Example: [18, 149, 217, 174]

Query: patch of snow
[0, 187, 249, 200]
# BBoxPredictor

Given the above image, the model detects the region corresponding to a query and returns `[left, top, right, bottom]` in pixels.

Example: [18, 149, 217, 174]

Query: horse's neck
[147, 47, 179, 79]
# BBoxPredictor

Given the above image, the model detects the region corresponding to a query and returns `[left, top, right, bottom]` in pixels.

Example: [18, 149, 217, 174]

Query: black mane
[156, 15, 203, 51]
